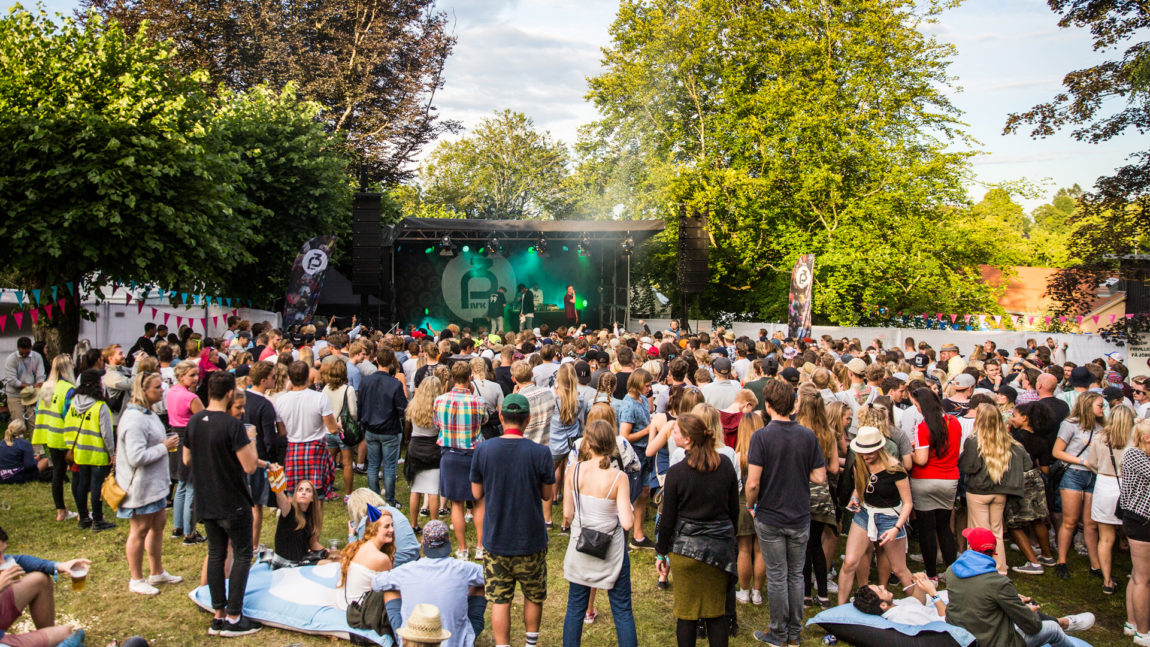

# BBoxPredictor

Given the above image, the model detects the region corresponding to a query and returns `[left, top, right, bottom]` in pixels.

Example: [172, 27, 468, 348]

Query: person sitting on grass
[0, 421, 50, 484]
[371, 520, 485, 647]
[345, 488, 420, 566]
[0, 525, 88, 647]
[272, 480, 331, 564]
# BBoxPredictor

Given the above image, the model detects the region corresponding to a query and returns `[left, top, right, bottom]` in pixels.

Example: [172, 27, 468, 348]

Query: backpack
[346, 589, 391, 637]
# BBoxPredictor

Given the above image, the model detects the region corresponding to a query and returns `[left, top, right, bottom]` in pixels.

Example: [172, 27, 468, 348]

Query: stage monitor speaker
[677, 207, 709, 294]
[351, 192, 383, 293]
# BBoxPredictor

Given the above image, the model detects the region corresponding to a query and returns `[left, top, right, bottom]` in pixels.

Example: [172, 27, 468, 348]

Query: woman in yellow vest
[65, 369, 116, 531]
[32, 354, 76, 522]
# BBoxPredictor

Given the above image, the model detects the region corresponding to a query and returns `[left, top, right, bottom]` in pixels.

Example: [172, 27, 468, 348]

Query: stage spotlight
[620, 235, 635, 256]
[577, 235, 591, 257]
[484, 234, 504, 256]
[438, 234, 455, 257]
[462, 245, 470, 253]
[535, 235, 549, 257]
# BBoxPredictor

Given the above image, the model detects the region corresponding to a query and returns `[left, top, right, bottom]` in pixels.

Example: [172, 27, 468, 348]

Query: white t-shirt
[1137, 401, 1150, 420]
[274, 388, 332, 443]
[882, 591, 948, 626]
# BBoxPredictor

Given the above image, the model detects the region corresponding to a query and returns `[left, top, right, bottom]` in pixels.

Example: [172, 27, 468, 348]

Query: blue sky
[28, 0, 1134, 211]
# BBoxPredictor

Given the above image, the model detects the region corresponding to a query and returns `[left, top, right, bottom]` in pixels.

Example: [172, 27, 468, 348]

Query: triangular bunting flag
[176, 316, 183, 328]
[66, 281, 74, 296]
[1060, 316, 1067, 324]
[1028, 316, 1034, 325]
[126, 293, 132, 305]
[31, 289, 41, 305]
[44, 304, 53, 320]
[50, 285, 57, 301]
[0, 315, 6, 333]
[1092, 315, 1099, 324]
[192, 294, 200, 306]
[1044, 316, 1051, 324]
[137, 300, 145, 314]
[57, 298, 66, 313]
[226, 298, 232, 307]
[1127, 314, 1135, 319]
[12, 312, 22, 329]
[15, 291, 23, 308]
[964, 314, 972, 324]
[247, 300, 253, 308]
[29, 309, 38, 325]
[1110, 314, 1116, 323]
[232, 309, 238, 317]
[212, 316, 218, 327]
[163, 313, 170, 326]
[949, 314, 958, 324]
[180, 293, 188, 305]
[1076, 316, 1083, 324]
[936, 313, 943, 321]
[151, 307, 158, 319]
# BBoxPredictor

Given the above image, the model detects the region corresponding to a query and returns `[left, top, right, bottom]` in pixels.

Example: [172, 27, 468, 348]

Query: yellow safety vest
[64, 401, 110, 466]
[31, 380, 73, 449]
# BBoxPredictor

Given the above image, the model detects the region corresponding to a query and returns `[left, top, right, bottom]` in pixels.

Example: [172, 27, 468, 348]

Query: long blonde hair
[972, 403, 1019, 484]
[797, 393, 835, 466]
[556, 363, 579, 426]
[826, 401, 850, 441]
[406, 376, 442, 429]
[735, 411, 763, 474]
[690, 403, 725, 451]
[338, 510, 395, 588]
[858, 403, 891, 439]
[41, 354, 75, 404]
[1103, 404, 1136, 451]
[1069, 391, 1104, 431]
[853, 447, 904, 500]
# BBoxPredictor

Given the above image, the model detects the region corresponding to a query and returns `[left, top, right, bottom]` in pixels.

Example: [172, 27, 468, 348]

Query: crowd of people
[2, 317, 1149, 647]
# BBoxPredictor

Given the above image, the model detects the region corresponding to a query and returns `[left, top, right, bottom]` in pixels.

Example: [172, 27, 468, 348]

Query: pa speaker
[351, 192, 382, 292]
[677, 207, 709, 294]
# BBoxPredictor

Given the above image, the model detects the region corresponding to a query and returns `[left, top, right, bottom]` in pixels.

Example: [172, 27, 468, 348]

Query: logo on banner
[441, 254, 515, 321]
[302, 249, 329, 274]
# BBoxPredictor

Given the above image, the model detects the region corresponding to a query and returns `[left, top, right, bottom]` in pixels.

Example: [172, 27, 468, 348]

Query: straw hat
[849, 426, 886, 454]
[396, 604, 451, 642]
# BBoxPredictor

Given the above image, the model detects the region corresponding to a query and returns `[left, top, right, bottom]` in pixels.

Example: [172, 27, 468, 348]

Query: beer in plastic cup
[244, 424, 257, 440]
[167, 433, 178, 453]
[70, 564, 88, 592]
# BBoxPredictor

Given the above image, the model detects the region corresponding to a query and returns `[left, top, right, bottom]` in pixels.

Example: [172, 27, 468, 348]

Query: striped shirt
[434, 386, 487, 450]
[1120, 448, 1150, 521]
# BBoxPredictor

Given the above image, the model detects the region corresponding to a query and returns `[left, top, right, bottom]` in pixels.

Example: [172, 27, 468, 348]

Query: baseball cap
[892, 372, 909, 382]
[502, 393, 531, 414]
[780, 367, 800, 385]
[1106, 351, 1124, 362]
[574, 361, 592, 384]
[846, 358, 867, 375]
[647, 346, 660, 358]
[997, 385, 1018, 402]
[912, 353, 930, 369]
[952, 373, 976, 389]
[962, 527, 997, 555]
[713, 357, 733, 375]
[421, 520, 452, 558]
[1102, 386, 1125, 403]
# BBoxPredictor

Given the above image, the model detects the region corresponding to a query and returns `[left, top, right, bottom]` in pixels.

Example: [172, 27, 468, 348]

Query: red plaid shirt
[434, 386, 487, 449]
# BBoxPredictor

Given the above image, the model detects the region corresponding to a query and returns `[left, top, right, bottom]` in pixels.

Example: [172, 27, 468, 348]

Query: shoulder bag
[102, 463, 134, 511]
[1049, 427, 1094, 491]
[339, 386, 363, 446]
[346, 589, 391, 637]
[573, 463, 614, 559]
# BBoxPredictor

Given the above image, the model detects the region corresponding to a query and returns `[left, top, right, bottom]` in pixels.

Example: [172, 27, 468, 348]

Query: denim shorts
[116, 497, 167, 519]
[851, 507, 906, 540]
[324, 432, 354, 451]
[1060, 467, 1096, 494]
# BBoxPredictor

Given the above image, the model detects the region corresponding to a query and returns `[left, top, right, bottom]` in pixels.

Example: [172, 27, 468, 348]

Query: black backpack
[346, 589, 391, 637]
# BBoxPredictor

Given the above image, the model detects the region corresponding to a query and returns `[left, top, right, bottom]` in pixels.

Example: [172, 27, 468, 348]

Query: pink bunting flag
[176, 316, 183, 328]
[1060, 316, 1067, 324]
[12, 312, 22, 329]
[202, 317, 208, 331]
[0, 315, 5, 333]
[1076, 316, 1083, 324]
[1127, 314, 1135, 319]
[137, 300, 145, 315]
[232, 309, 238, 317]
[950, 314, 958, 324]
[936, 313, 943, 321]
[57, 298, 66, 313]
[921, 313, 928, 321]
[125, 293, 132, 305]
[163, 313, 170, 326]
[964, 314, 972, 324]
[44, 304, 53, 320]
[1045, 316, 1052, 324]
[1092, 315, 1099, 324]
[29, 309, 38, 325]
[1028, 317, 1035, 326]
[151, 307, 158, 319]
[212, 316, 218, 327]
[1110, 314, 1117, 323]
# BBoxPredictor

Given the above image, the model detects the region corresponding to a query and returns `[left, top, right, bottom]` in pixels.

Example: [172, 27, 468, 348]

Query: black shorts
[1124, 512, 1150, 543]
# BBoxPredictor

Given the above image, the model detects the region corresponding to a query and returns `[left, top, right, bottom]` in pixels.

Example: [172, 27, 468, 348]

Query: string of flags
[0, 280, 256, 333]
[863, 306, 1143, 330]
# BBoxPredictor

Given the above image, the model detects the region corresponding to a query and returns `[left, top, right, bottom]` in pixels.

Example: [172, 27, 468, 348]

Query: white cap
[1106, 351, 1124, 362]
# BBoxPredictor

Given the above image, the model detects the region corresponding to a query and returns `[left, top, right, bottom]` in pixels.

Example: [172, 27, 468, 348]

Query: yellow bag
[101, 467, 129, 511]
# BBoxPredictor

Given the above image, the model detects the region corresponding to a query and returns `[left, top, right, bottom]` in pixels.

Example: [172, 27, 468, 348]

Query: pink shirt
[165, 384, 200, 428]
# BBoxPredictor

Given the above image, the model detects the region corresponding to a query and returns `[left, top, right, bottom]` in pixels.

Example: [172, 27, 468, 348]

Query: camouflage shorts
[484, 550, 548, 605]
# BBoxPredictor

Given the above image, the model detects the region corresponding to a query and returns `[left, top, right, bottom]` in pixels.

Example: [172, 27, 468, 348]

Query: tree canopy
[584, 0, 1004, 324]
[0, 6, 350, 308]
[81, 0, 459, 186]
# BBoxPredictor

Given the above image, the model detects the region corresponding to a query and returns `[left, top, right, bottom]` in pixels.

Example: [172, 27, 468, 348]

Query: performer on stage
[518, 284, 534, 332]
[564, 285, 578, 327]
[488, 286, 507, 332]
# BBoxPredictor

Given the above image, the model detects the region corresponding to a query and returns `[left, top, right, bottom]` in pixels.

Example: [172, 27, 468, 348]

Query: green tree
[0, 7, 351, 350]
[585, 0, 999, 324]
[1027, 185, 1081, 267]
[82, 0, 459, 186]
[421, 110, 572, 220]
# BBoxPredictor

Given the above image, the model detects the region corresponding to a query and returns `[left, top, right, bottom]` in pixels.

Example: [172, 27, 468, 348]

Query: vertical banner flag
[283, 235, 337, 328]
[787, 254, 815, 340]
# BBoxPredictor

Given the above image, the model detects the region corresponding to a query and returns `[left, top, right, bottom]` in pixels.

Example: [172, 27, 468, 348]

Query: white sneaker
[474, 547, 485, 561]
[465, 512, 474, 523]
[735, 589, 750, 604]
[1134, 632, 1150, 647]
[1124, 622, 1138, 637]
[1063, 612, 1094, 633]
[826, 579, 839, 594]
[454, 549, 469, 561]
[147, 571, 184, 585]
[129, 579, 160, 596]
[751, 589, 763, 606]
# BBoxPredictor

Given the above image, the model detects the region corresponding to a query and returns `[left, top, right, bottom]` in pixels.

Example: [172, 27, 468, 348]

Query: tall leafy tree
[1005, 1, 1150, 315]
[421, 110, 573, 220]
[585, 0, 998, 324]
[82, 0, 459, 185]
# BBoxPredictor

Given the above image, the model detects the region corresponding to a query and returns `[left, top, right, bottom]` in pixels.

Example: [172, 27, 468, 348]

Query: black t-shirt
[274, 510, 312, 562]
[488, 291, 507, 317]
[494, 365, 514, 396]
[414, 363, 438, 389]
[1038, 396, 1070, 442]
[520, 290, 534, 315]
[1011, 425, 1054, 467]
[613, 371, 632, 400]
[861, 468, 907, 508]
[244, 389, 278, 462]
[747, 420, 826, 529]
[187, 410, 252, 520]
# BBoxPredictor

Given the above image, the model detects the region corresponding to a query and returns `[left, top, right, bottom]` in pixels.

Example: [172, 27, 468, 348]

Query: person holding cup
[117, 372, 183, 596]
[0, 524, 88, 647]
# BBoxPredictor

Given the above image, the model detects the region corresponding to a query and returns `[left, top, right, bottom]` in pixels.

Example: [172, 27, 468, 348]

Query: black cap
[912, 353, 930, 369]
[1102, 386, 1125, 403]
[761, 356, 779, 377]
[713, 357, 732, 374]
[780, 367, 800, 385]
[997, 385, 1018, 402]
[574, 361, 592, 384]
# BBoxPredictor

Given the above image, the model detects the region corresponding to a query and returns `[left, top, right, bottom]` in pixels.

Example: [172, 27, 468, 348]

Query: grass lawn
[0, 470, 1133, 647]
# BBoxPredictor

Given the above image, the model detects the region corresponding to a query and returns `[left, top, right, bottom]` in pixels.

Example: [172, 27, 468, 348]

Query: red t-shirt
[911, 415, 961, 480]
[720, 411, 743, 449]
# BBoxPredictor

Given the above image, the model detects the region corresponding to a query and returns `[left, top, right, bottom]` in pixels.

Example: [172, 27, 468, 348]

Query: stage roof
[393, 217, 665, 243]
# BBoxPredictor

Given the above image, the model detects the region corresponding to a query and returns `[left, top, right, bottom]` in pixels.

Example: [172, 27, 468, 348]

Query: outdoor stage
[386, 218, 664, 332]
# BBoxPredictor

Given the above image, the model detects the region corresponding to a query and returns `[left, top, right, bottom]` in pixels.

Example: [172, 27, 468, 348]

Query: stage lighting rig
[620, 234, 635, 256]
[484, 233, 504, 256]
[535, 235, 549, 257]
[576, 234, 591, 257]
[438, 234, 456, 257]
